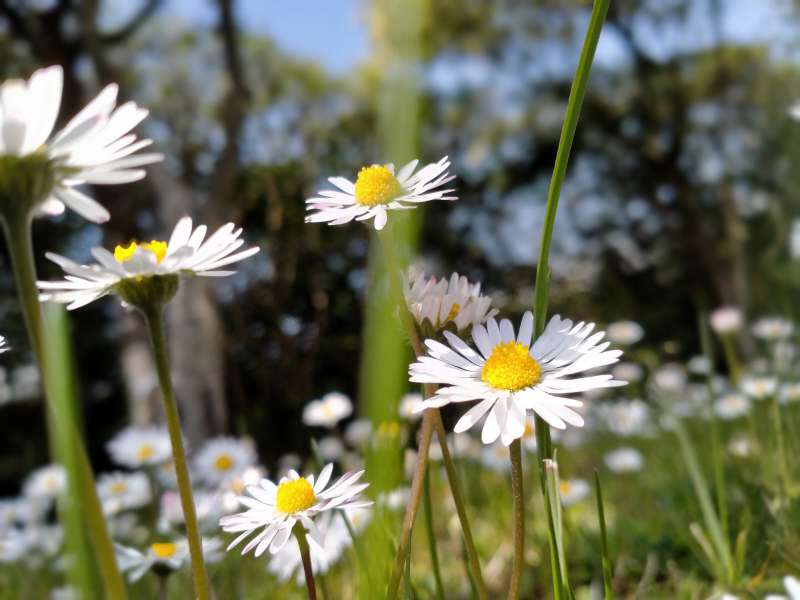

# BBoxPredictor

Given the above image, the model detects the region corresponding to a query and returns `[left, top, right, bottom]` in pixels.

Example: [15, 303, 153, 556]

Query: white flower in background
[50, 585, 79, 600]
[612, 362, 644, 383]
[559, 478, 590, 506]
[410, 312, 625, 445]
[107, 426, 172, 469]
[598, 399, 650, 437]
[116, 538, 222, 582]
[405, 271, 496, 334]
[220, 464, 371, 557]
[452, 433, 481, 460]
[713, 393, 750, 420]
[278, 453, 302, 473]
[316, 436, 345, 462]
[0, 497, 47, 527]
[0, 336, 8, 354]
[305, 156, 456, 231]
[791, 219, 800, 259]
[751, 317, 794, 341]
[728, 437, 753, 458]
[0, 66, 162, 222]
[604, 447, 644, 473]
[0, 66, 163, 223]
[302, 392, 352, 428]
[782, 575, 800, 600]
[344, 419, 372, 447]
[709, 306, 743, 335]
[687, 355, 712, 375]
[221, 466, 267, 514]
[23, 464, 66, 500]
[39, 217, 259, 310]
[741, 375, 777, 400]
[789, 101, 800, 120]
[479, 442, 511, 472]
[379, 487, 411, 511]
[0, 527, 31, 563]
[780, 382, 800, 405]
[159, 490, 223, 534]
[398, 392, 424, 420]
[193, 436, 257, 487]
[268, 507, 370, 584]
[606, 320, 644, 345]
[97, 471, 151, 516]
[651, 363, 687, 392]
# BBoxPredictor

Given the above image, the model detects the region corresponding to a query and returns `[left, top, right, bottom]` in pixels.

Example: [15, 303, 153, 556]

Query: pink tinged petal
[453, 398, 496, 433]
[38, 197, 65, 216]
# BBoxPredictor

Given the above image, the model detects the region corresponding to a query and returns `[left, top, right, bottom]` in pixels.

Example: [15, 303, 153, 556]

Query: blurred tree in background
[0, 0, 798, 492]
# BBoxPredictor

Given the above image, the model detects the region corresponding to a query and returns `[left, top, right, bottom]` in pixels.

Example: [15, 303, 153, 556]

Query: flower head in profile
[219, 464, 371, 558]
[302, 392, 353, 428]
[38, 217, 259, 310]
[192, 436, 257, 487]
[410, 311, 625, 445]
[97, 471, 151, 516]
[709, 306, 743, 335]
[107, 426, 172, 469]
[0, 65, 161, 223]
[305, 156, 456, 230]
[405, 271, 496, 337]
[115, 538, 222, 582]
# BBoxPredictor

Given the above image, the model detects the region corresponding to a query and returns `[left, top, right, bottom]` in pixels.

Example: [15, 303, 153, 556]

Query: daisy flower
[23, 464, 66, 501]
[38, 216, 259, 310]
[302, 392, 353, 428]
[0, 65, 161, 223]
[304, 156, 456, 230]
[219, 464, 371, 558]
[604, 447, 644, 473]
[597, 399, 650, 437]
[192, 436, 257, 487]
[107, 426, 172, 469]
[751, 316, 794, 341]
[713, 393, 750, 420]
[115, 538, 222, 582]
[409, 311, 625, 445]
[605, 320, 644, 345]
[558, 478, 590, 506]
[405, 271, 496, 336]
[97, 471, 151, 516]
[741, 375, 777, 400]
[398, 392, 424, 420]
[710, 306, 743, 335]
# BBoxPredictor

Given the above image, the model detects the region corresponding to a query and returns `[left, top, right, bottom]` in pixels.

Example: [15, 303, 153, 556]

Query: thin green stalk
[507, 439, 525, 600]
[423, 466, 445, 600]
[143, 307, 211, 600]
[431, 412, 488, 600]
[2, 213, 126, 600]
[698, 313, 728, 542]
[594, 471, 614, 600]
[720, 335, 741, 385]
[530, 0, 608, 595]
[294, 522, 318, 600]
[770, 393, 792, 500]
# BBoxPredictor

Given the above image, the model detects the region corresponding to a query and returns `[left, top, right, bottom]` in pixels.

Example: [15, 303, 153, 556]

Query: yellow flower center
[109, 481, 127, 495]
[150, 542, 178, 559]
[559, 481, 571, 495]
[137, 444, 155, 461]
[354, 165, 402, 206]
[113, 240, 168, 264]
[275, 478, 316, 514]
[214, 453, 234, 472]
[445, 303, 461, 323]
[481, 341, 541, 391]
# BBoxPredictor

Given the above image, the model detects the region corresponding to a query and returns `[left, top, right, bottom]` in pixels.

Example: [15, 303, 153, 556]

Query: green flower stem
[431, 411, 488, 600]
[770, 393, 792, 500]
[507, 439, 525, 600]
[423, 465, 445, 600]
[529, 0, 608, 596]
[2, 211, 127, 600]
[379, 225, 487, 600]
[142, 306, 211, 600]
[387, 406, 435, 600]
[294, 522, 318, 600]
[720, 334, 741, 385]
